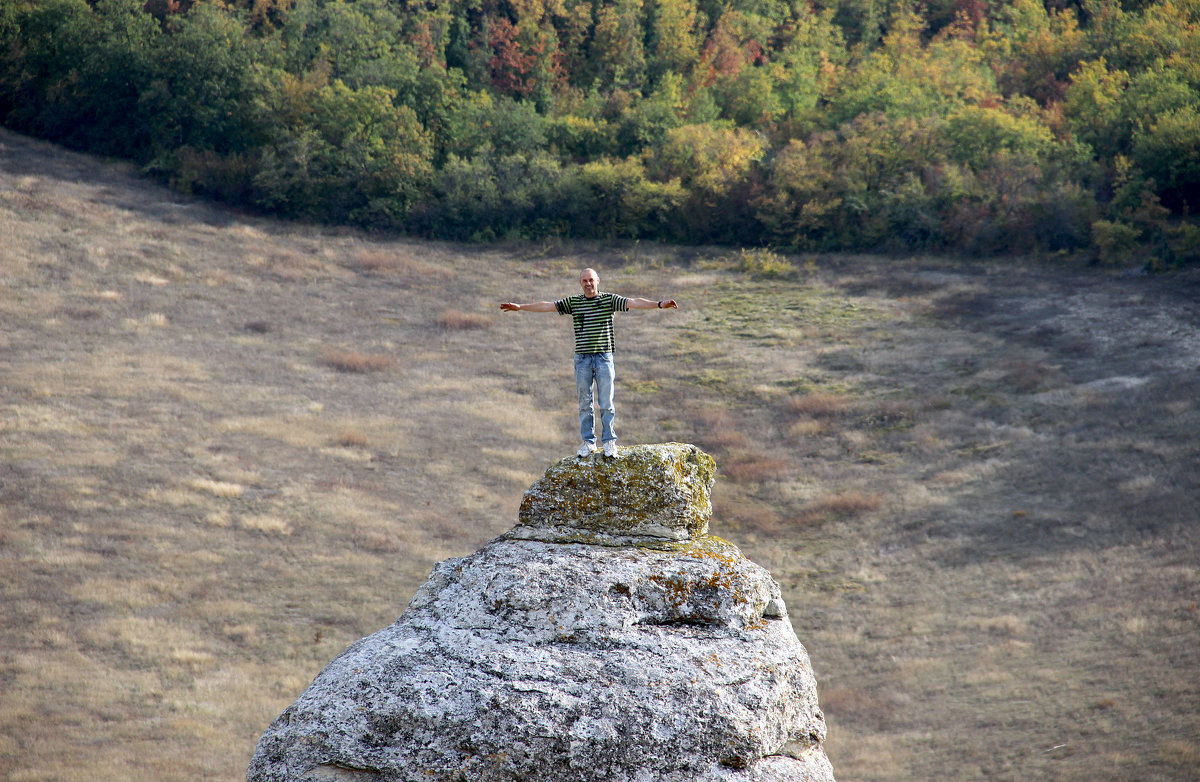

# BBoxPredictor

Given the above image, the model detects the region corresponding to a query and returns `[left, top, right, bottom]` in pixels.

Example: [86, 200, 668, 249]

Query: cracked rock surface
[247, 445, 834, 782]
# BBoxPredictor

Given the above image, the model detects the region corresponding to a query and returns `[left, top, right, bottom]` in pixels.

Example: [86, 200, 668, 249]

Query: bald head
[579, 268, 599, 298]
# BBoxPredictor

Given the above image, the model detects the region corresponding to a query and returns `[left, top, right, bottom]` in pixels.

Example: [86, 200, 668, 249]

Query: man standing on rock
[501, 268, 678, 459]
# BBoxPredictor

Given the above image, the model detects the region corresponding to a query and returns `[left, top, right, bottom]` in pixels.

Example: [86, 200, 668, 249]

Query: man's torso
[556, 293, 629, 354]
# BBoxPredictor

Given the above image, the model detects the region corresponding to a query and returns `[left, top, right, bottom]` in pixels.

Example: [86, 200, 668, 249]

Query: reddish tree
[487, 17, 564, 99]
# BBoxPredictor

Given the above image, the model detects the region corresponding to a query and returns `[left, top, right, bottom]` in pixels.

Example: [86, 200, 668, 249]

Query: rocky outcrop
[512, 442, 716, 545]
[247, 444, 834, 782]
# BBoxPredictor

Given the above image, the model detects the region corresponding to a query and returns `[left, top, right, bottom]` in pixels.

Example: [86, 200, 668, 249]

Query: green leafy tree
[0, 0, 84, 131]
[1132, 105, 1200, 208]
[826, 7, 997, 124]
[1063, 57, 1130, 154]
[280, 0, 394, 83]
[555, 0, 597, 86]
[442, 90, 548, 158]
[940, 103, 1055, 171]
[278, 0, 432, 99]
[1065, 55, 1197, 207]
[2, 0, 161, 156]
[647, 122, 765, 194]
[545, 112, 616, 159]
[591, 0, 647, 91]
[419, 150, 566, 240]
[1081, 0, 1200, 74]
[989, 0, 1091, 104]
[254, 80, 433, 225]
[754, 136, 845, 249]
[772, 7, 845, 133]
[648, 0, 702, 84]
[139, 3, 274, 157]
[756, 114, 945, 249]
[691, 10, 781, 126]
[275, 0, 463, 149]
[828, 0, 889, 48]
[706, 49, 779, 126]
[0, 0, 18, 43]
[645, 121, 767, 239]
[561, 157, 686, 238]
[614, 74, 688, 154]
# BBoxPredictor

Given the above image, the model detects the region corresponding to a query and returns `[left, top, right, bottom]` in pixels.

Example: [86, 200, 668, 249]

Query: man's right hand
[501, 301, 557, 312]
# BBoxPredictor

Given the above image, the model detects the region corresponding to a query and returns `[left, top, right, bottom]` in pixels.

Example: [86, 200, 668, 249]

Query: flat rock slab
[511, 442, 716, 545]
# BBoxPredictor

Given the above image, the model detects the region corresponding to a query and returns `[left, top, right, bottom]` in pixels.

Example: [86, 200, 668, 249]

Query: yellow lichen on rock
[509, 443, 717, 546]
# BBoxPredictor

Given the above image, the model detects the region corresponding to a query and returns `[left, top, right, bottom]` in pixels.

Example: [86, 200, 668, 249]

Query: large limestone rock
[247, 444, 834, 782]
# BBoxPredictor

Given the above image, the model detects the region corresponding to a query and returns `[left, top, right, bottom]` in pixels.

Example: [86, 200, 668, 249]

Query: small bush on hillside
[1164, 223, 1200, 267]
[321, 349, 395, 373]
[436, 310, 490, 330]
[796, 491, 884, 525]
[733, 248, 793, 278]
[722, 451, 792, 483]
[1091, 219, 1142, 265]
[333, 430, 370, 448]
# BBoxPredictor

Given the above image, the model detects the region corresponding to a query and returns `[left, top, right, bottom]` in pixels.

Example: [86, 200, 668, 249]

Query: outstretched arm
[626, 297, 679, 310]
[500, 301, 557, 312]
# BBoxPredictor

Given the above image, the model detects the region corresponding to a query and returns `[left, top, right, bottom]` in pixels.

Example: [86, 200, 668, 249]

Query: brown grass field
[1, 127, 1198, 781]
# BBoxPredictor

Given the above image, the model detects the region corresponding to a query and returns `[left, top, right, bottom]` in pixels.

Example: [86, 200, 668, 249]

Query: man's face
[579, 270, 599, 298]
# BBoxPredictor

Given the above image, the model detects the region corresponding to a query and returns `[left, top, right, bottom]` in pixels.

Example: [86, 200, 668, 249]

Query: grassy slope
[1, 127, 1198, 781]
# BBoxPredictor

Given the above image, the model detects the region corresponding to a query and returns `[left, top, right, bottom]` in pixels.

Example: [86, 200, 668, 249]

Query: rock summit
[247, 443, 835, 782]
[513, 442, 716, 545]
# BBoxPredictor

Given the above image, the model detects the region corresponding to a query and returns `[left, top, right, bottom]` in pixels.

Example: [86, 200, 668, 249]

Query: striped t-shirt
[555, 292, 629, 354]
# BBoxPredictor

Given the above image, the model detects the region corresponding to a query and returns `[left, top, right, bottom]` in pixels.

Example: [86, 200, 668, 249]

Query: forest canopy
[2, 0, 1198, 262]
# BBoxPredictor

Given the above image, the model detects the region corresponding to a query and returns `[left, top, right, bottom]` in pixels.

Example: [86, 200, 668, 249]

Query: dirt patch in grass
[2, 127, 1199, 781]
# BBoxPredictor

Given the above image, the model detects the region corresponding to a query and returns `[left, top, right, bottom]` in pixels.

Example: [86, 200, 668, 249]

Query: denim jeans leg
[574, 354, 596, 445]
[595, 352, 617, 443]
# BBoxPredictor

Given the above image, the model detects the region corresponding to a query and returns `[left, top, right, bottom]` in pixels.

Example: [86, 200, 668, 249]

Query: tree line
[2, 0, 1197, 263]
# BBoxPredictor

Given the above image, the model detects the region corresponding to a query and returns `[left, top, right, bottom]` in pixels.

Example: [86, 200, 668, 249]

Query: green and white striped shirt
[555, 292, 629, 354]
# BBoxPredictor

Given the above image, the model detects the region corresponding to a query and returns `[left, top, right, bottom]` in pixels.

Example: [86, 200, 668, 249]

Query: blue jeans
[574, 352, 616, 445]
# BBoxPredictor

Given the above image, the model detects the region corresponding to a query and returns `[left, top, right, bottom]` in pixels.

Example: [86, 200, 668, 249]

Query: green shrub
[170, 148, 259, 205]
[417, 152, 567, 241]
[442, 92, 547, 159]
[939, 104, 1055, 171]
[1132, 105, 1200, 210]
[560, 158, 686, 240]
[1091, 219, 1142, 266]
[545, 114, 615, 159]
[732, 248, 794, 278]
[1163, 222, 1200, 267]
[646, 124, 766, 196]
[252, 81, 432, 225]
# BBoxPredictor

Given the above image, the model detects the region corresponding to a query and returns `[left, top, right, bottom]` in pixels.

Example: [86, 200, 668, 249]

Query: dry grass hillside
[2, 127, 1198, 782]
